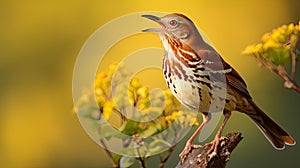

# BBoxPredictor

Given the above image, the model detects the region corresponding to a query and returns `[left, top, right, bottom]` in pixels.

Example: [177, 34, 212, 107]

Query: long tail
[245, 99, 296, 149]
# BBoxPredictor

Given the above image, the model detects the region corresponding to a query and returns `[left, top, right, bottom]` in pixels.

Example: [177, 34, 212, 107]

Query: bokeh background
[0, 0, 299, 167]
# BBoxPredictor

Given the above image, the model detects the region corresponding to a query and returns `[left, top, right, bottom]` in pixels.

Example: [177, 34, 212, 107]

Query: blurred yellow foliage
[77, 63, 198, 134]
[242, 21, 300, 65]
[242, 21, 300, 93]
[74, 63, 199, 166]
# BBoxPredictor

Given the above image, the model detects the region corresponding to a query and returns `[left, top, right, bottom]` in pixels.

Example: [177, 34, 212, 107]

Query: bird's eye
[169, 19, 178, 27]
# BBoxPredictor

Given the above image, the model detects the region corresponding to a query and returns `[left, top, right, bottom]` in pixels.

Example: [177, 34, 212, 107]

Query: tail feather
[246, 99, 296, 149]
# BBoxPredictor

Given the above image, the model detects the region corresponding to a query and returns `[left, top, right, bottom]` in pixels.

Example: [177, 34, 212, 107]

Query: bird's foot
[206, 136, 227, 160]
[179, 142, 202, 160]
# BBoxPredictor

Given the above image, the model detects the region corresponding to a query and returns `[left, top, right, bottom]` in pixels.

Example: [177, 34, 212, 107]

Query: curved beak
[141, 14, 163, 32]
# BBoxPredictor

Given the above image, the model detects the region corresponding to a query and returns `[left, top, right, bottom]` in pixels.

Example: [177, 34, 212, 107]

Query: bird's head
[142, 13, 200, 42]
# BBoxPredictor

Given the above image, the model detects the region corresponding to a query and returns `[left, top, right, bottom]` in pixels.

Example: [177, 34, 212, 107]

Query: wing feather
[197, 49, 251, 98]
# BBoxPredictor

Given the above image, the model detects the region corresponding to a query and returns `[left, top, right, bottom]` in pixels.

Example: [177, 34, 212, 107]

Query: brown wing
[224, 61, 252, 98]
[197, 49, 251, 99]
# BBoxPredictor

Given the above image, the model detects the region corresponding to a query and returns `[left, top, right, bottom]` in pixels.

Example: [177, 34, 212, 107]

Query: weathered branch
[176, 132, 243, 168]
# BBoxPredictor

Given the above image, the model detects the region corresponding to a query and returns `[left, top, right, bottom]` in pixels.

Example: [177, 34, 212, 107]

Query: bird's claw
[208, 151, 217, 159]
[179, 143, 202, 160]
[206, 138, 220, 160]
[220, 136, 229, 147]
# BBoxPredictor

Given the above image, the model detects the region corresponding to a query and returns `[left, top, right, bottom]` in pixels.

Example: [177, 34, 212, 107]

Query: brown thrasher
[142, 13, 296, 159]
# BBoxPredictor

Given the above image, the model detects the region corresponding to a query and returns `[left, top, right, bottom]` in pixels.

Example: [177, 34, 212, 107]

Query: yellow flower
[164, 90, 173, 97]
[138, 98, 150, 110]
[108, 63, 118, 74]
[137, 87, 148, 97]
[253, 43, 263, 53]
[270, 30, 281, 42]
[189, 117, 198, 126]
[295, 21, 300, 32]
[128, 91, 135, 105]
[261, 33, 271, 42]
[96, 71, 107, 79]
[130, 78, 140, 88]
[103, 100, 115, 119]
[137, 102, 148, 111]
[171, 111, 180, 119]
[165, 115, 174, 121]
[96, 96, 106, 106]
[242, 44, 256, 55]
[95, 88, 103, 95]
[263, 39, 278, 50]
[160, 117, 167, 128]
[287, 23, 295, 35]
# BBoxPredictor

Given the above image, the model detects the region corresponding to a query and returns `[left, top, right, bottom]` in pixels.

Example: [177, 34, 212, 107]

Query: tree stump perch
[176, 132, 243, 168]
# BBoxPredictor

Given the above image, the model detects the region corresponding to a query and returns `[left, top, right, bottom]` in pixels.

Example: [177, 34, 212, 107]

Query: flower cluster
[75, 63, 200, 166]
[242, 21, 300, 65]
[77, 62, 198, 137]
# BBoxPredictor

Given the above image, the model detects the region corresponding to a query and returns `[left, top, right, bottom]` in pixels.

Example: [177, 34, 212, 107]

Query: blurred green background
[0, 0, 299, 167]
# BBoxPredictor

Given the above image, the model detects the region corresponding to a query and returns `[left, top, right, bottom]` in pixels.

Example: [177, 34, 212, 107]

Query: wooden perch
[176, 132, 243, 168]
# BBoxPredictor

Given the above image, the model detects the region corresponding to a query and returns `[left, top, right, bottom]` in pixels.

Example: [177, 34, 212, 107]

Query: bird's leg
[207, 111, 231, 159]
[179, 112, 211, 159]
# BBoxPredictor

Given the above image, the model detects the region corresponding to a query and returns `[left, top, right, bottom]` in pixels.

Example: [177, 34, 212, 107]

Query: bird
[141, 13, 296, 159]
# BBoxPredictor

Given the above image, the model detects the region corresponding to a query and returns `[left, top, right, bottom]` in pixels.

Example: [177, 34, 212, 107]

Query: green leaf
[119, 120, 138, 135]
[112, 154, 122, 165]
[120, 156, 136, 168]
